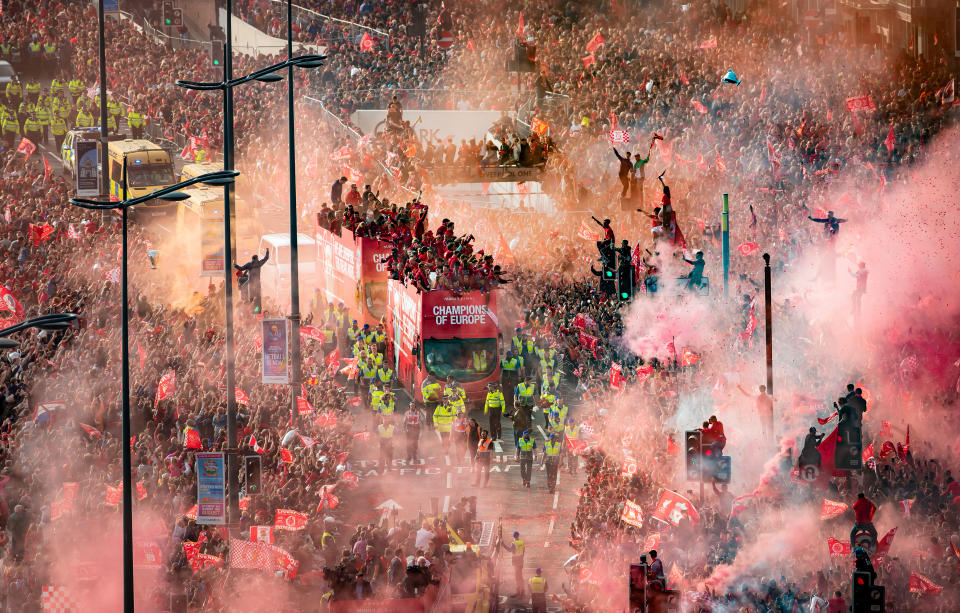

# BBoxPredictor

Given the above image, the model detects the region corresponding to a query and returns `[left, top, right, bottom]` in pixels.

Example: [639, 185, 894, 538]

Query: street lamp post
[176, 0, 323, 524]
[70, 169, 239, 613]
[286, 0, 302, 429]
[763, 253, 773, 395]
[0, 313, 80, 339]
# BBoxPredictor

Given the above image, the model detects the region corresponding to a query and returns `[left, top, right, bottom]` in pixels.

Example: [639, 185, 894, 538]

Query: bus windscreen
[128, 163, 174, 188]
[423, 338, 497, 382]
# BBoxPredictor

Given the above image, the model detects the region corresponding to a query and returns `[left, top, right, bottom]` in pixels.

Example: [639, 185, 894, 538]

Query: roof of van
[108, 139, 167, 155]
[260, 233, 316, 247]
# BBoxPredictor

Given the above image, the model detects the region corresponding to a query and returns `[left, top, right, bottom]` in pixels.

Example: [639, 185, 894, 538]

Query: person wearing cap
[515, 376, 535, 412]
[432, 399, 455, 453]
[483, 381, 505, 441]
[421, 376, 442, 411]
[543, 433, 561, 494]
[500, 349, 522, 412]
[360, 323, 373, 344]
[360, 356, 378, 409]
[500, 531, 525, 597]
[528, 568, 548, 612]
[444, 376, 466, 414]
[517, 430, 536, 489]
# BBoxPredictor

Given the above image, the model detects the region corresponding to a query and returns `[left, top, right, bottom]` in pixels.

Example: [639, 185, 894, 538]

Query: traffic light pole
[721, 193, 730, 296]
[763, 253, 773, 396]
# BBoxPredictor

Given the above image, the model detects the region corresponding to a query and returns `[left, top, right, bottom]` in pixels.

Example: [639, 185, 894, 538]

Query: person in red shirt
[850, 492, 877, 545]
[826, 590, 847, 613]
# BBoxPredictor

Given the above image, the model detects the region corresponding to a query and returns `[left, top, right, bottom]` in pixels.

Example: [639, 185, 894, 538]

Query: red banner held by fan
[827, 537, 851, 558]
[737, 242, 760, 256]
[620, 499, 644, 528]
[909, 571, 943, 594]
[652, 489, 700, 526]
[274, 509, 308, 531]
[577, 221, 600, 241]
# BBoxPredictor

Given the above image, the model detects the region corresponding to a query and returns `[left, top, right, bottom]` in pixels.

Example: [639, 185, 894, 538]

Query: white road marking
[445, 455, 451, 466]
[553, 491, 559, 509]
[536, 425, 547, 439]
[435, 430, 443, 442]
[442, 495, 450, 513]
[446, 473, 452, 489]
[547, 517, 555, 535]
[494, 441, 503, 453]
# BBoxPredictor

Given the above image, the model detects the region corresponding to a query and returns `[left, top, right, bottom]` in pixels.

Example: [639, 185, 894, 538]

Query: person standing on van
[234, 249, 269, 309]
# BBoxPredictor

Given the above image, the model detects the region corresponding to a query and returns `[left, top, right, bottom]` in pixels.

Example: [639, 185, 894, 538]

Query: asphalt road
[334, 384, 582, 612]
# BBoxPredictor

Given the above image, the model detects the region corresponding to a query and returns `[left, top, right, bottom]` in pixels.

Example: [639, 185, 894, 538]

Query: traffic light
[244, 455, 262, 494]
[835, 424, 863, 470]
[211, 40, 224, 67]
[171, 8, 183, 26]
[711, 454, 731, 483]
[684, 430, 701, 480]
[162, 2, 174, 25]
[852, 571, 884, 613]
[617, 260, 634, 300]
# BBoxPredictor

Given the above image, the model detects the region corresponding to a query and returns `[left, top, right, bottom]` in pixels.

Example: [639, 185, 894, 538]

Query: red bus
[387, 280, 501, 404]
[314, 222, 392, 327]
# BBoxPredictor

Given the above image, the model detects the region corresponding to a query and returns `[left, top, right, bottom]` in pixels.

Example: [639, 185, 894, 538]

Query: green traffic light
[620, 292, 629, 299]
[165, 18, 172, 25]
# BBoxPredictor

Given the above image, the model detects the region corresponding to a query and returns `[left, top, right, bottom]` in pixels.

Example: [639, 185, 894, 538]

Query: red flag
[816, 427, 845, 479]
[105, 485, 122, 507]
[250, 526, 275, 543]
[620, 499, 644, 528]
[42, 154, 51, 184]
[352, 431, 370, 441]
[28, 222, 55, 246]
[715, 153, 726, 172]
[737, 241, 760, 256]
[621, 455, 638, 477]
[16, 137, 36, 159]
[578, 330, 599, 350]
[516, 12, 524, 38]
[228, 538, 276, 572]
[530, 118, 549, 136]
[136, 340, 146, 369]
[827, 538, 851, 558]
[680, 349, 699, 367]
[909, 571, 943, 594]
[636, 364, 654, 385]
[884, 125, 895, 152]
[643, 533, 661, 551]
[652, 489, 700, 526]
[876, 527, 897, 558]
[136, 481, 148, 501]
[466, 39, 475, 51]
[863, 443, 876, 469]
[817, 412, 838, 425]
[585, 32, 605, 53]
[317, 484, 340, 510]
[300, 326, 324, 342]
[79, 423, 101, 437]
[878, 441, 896, 459]
[154, 371, 176, 405]
[730, 493, 753, 518]
[183, 426, 202, 450]
[845, 95, 876, 112]
[564, 434, 588, 455]
[691, 100, 708, 114]
[274, 509, 308, 531]
[609, 362, 625, 390]
[668, 563, 684, 590]
[67, 223, 80, 239]
[279, 448, 294, 464]
[698, 36, 717, 49]
[666, 437, 679, 455]
[359, 32, 375, 52]
[235, 388, 249, 405]
[348, 396, 362, 408]
[820, 499, 848, 520]
[298, 433, 317, 448]
[330, 145, 352, 161]
[608, 129, 630, 144]
[341, 471, 359, 487]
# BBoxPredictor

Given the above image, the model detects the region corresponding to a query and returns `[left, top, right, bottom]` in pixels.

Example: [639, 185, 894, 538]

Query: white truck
[256, 233, 317, 312]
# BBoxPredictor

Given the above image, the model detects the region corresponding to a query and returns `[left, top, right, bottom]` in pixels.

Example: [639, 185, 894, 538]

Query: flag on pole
[359, 32, 375, 52]
[250, 526, 275, 543]
[154, 371, 176, 405]
[820, 499, 848, 520]
[909, 571, 943, 594]
[884, 125, 895, 152]
[42, 153, 51, 184]
[827, 538, 851, 558]
[516, 12, 524, 37]
[585, 32, 605, 53]
[248, 434, 266, 454]
[651, 489, 700, 526]
[17, 137, 36, 159]
[274, 509, 308, 531]
[577, 221, 600, 241]
[79, 423, 101, 437]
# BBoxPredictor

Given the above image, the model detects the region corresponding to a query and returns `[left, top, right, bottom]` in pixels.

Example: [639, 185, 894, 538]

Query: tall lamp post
[0, 313, 80, 339]
[763, 253, 773, 395]
[70, 169, 240, 613]
[176, 0, 324, 524]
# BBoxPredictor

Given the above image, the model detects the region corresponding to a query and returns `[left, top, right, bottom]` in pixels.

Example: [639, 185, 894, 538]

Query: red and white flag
[250, 526, 275, 543]
[608, 129, 630, 144]
[79, 423, 101, 437]
[279, 448, 294, 464]
[680, 349, 699, 367]
[41, 586, 78, 612]
[884, 125, 895, 152]
[863, 443, 876, 469]
[330, 145, 352, 161]
[136, 481, 148, 501]
[643, 533, 661, 551]
[325, 348, 341, 374]
[698, 36, 717, 49]
[315, 411, 338, 429]
[298, 433, 317, 448]
[845, 95, 876, 112]
[820, 499, 848, 521]
[105, 485, 122, 507]
[248, 434, 266, 454]
[875, 527, 897, 559]
[818, 412, 839, 425]
[359, 32, 375, 52]
[229, 538, 276, 572]
[300, 326, 324, 342]
[620, 499, 644, 528]
[183, 426, 202, 450]
[909, 571, 943, 594]
[899, 498, 914, 518]
[352, 430, 370, 441]
[577, 330, 599, 350]
[564, 434, 588, 456]
[652, 489, 700, 526]
[154, 371, 176, 405]
[585, 31, 605, 53]
[235, 388, 249, 405]
[341, 471, 359, 487]
[317, 484, 340, 510]
[66, 224, 80, 240]
[297, 396, 315, 415]
[581, 53, 595, 68]
[938, 78, 955, 104]
[577, 221, 600, 241]
[827, 538, 851, 558]
[274, 509, 308, 531]
[621, 454, 638, 477]
[691, 100, 708, 114]
[17, 137, 36, 159]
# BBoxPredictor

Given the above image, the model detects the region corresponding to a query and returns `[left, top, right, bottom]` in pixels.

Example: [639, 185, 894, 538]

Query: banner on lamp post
[261, 318, 289, 384]
[195, 452, 226, 525]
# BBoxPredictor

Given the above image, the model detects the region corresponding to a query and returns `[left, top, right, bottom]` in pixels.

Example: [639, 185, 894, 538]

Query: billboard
[261, 318, 289, 384]
[195, 452, 226, 525]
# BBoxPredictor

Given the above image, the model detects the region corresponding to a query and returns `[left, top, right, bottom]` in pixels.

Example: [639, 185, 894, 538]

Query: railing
[308, 88, 521, 112]
[234, 0, 389, 50]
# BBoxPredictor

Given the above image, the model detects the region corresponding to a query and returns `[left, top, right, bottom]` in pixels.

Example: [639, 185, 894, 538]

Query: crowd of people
[0, 0, 957, 610]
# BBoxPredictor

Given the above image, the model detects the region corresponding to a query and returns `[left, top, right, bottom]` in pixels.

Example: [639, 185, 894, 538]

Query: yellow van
[107, 139, 175, 221]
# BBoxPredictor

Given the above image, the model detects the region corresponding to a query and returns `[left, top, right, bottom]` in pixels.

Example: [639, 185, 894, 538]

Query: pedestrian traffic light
[712, 454, 731, 483]
[211, 40, 224, 67]
[244, 454, 262, 494]
[835, 424, 863, 471]
[617, 261, 634, 300]
[684, 430, 701, 480]
[172, 8, 183, 26]
[162, 2, 174, 25]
